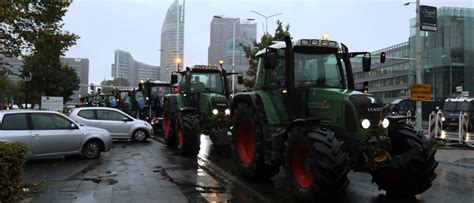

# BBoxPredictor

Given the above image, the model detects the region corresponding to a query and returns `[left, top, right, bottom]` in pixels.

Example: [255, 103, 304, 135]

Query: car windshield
[456, 102, 472, 111]
[181, 72, 224, 94]
[294, 52, 343, 88]
[442, 102, 456, 111]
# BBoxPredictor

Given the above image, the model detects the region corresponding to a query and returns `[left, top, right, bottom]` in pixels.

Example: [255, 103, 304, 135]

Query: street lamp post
[251, 11, 283, 34]
[213, 15, 254, 95]
[23, 71, 32, 109]
[405, 0, 422, 129]
[175, 57, 182, 72]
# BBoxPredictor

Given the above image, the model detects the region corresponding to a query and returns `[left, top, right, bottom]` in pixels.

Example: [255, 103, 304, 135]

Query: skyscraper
[111, 50, 159, 86]
[60, 57, 89, 100]
[208, 17, 257, 73]
[160, 0, 184, 81]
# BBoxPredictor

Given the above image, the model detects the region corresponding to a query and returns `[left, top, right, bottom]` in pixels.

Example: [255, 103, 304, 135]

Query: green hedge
[0, 142, 27, 202]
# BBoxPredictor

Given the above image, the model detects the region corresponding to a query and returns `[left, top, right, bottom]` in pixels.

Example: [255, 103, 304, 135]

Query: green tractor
[135, 79, 174, 132]
[230, 36, 437, 200]
[162, 65, 243, 155]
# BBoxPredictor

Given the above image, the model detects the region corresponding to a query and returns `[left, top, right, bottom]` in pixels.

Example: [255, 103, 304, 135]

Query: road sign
[462, 91, 469, 97]
[41, 96, 63, 112]
[410, 84, 432, 100]
[456, 86, 463, 92]
[420, 5, 437, 32]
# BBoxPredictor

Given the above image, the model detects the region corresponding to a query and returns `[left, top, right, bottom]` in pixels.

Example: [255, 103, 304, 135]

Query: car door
[96, 109, 131, 138]
[0, 113, 32, 155]
[30, 113, 82, 155]
[74, 109, 97, 127]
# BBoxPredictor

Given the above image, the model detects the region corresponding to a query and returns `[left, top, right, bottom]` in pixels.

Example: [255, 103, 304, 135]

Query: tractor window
[264, 50, 285, 89]
[294, 53, 343, 88]
[150, 86, 171, 98]
[189, 72, 224, 94]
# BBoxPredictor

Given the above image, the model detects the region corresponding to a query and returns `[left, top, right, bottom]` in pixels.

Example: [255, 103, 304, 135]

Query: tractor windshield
[294, 52, 343, 89]
[181, 72, 224, 94]
[150, 86, 171, 99]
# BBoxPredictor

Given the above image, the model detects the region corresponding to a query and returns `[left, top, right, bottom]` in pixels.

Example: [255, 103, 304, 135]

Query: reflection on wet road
[195, 134, 474, 203]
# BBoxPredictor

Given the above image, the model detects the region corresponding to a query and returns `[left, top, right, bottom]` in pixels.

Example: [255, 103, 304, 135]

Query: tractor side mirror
[264, 49, 277, 70]
[362, 52, 371, 72]
[237, 75, 243, 84]
[171, 74, 178, 84]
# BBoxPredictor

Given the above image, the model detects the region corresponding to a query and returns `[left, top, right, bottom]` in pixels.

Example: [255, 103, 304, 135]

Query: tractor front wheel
[231, 102, 279, 179]
[284, 126, 350, 201]
[372, 123, 438, 197]
[176, 112, 201, 156]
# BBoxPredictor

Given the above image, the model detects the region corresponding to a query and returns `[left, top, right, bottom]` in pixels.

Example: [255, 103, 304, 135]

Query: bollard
[459, 111, 468, 144]
[428, 111, 436, 138]
[407, 110, 412, 126]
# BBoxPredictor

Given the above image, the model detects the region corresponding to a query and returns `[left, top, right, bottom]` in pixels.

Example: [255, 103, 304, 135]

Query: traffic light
[380, 52, 386, 63]
[97, 88, 102, 95]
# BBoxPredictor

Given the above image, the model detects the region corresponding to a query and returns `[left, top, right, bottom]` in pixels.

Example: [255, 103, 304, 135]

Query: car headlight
[225, 109, 230, 116]
[442, 116, 446, 122]
[145, 123, 152, 128]
[382, 118, 389, 128]
[212, 109, 219, 115]
[361, 119, 371, 129]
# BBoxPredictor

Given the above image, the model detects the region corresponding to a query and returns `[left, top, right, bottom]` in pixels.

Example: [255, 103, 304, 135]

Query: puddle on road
[82, 177, 118, 185]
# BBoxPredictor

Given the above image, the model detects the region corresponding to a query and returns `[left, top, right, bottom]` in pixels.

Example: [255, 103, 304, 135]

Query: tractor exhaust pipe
[284, 36, 295, 119]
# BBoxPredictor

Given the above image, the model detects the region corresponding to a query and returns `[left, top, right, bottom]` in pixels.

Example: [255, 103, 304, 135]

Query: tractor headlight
[225, 109, 231, 116]
[361, 119, 371, 129]
[382, 118, 390, 128]
[212, 109, 219, 115]
[442, 116, 446, 122]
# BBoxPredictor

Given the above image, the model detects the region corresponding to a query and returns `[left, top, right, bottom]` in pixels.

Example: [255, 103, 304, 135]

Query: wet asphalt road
[197, 132, 474, 203]
[22, 129, 474, 203]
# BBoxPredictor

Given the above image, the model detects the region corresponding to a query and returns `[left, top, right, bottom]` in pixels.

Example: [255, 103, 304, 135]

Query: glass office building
[354, 7, 473, 103]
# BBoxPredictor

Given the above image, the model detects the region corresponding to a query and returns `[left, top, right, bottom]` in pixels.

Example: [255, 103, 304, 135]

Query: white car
[69, 107, 153, 142]
[0, 110, 112, 160]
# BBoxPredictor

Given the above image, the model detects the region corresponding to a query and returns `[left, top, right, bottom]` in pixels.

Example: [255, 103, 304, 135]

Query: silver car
[69, 107, 153, 142]
[0, 110, 112, 160]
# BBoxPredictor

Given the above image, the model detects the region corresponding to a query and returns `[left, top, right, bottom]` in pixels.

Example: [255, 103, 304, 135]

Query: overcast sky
[62, 0, 473, 84]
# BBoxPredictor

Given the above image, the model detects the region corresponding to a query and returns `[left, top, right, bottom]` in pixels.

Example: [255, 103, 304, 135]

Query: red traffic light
[380, 52, 386, 63]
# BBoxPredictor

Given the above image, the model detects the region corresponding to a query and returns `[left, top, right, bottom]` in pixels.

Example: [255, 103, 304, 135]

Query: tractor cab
[137, 79, 173, 128]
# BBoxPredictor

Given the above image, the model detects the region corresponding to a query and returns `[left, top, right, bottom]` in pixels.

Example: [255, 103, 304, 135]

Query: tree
[1, 1, 80, 104]
[241, 20, 291, 88]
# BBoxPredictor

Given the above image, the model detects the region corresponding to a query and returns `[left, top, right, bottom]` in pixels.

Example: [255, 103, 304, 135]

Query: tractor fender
[231, 92, 266, 123]
[164, 95, 179, 114]
[178, 107, 200, 115]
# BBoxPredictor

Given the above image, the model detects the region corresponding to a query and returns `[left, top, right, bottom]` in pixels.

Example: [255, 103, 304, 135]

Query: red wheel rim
[236, 118, 255, 164]
[178, 124, 183, 146]
[163, 112, 169, 137]
[292, 144, 313, 188]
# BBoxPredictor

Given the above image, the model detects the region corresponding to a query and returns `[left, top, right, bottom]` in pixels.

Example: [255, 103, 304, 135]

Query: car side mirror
[237, 75, 244, 84]
[71, 123, 78, 129]
[171, 74, 178, 84]
[362, 52, 371, 72]
[123, 117, 131, 122]
[264, 50, 277, 70]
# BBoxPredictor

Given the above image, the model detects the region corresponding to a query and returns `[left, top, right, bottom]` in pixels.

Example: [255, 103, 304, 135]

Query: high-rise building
[160, 0, 184, 81]
[353, 7, 473, 103]
[60, 57, 90, 100]
[111, 49, 159, 86]
[208, 17, 257, 73]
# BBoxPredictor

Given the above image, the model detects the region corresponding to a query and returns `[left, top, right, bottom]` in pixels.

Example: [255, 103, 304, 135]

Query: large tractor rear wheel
[231, 102, 279, 179]
[176, 112, 201, 156]
[284, 126, 350, 201]
[162, 100, 176, 147]
[372, 123, 438, 197]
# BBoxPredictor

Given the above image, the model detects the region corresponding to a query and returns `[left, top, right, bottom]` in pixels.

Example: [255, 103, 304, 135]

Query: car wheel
[133, 129, 147, 142]
[83, 140, 102, 159]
